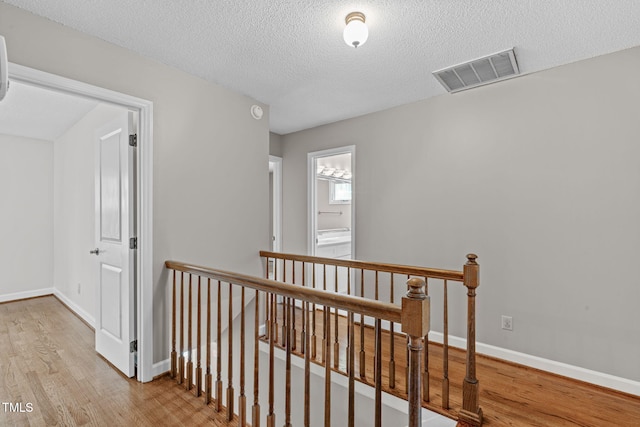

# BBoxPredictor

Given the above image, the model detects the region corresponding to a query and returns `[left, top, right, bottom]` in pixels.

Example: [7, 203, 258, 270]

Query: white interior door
[93, 112, 136, 377]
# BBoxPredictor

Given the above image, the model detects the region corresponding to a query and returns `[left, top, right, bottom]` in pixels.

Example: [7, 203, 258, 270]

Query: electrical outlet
[501, 315, 513, 331]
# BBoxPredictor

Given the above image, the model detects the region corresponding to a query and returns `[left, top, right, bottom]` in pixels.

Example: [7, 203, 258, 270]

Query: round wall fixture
[250, 104, 263, 120]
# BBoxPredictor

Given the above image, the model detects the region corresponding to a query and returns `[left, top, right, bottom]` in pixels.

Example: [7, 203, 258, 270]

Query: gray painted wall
[270, 132, 283, 157]
[280, 46, 640, 381]
[0, 134, 53, 298]
[0, 3, 270, 363]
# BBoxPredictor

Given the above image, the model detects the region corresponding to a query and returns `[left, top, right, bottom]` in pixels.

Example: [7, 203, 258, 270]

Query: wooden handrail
[165, 261, 402, 323]
[259, 250, 464, 282]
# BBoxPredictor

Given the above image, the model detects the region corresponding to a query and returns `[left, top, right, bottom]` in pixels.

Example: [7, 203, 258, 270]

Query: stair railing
[260, 251, 483, 426]
[165, 259, 431, 427]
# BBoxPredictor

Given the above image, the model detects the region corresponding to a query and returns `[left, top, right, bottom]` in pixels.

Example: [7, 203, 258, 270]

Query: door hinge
[130, 340, 137, 353]
[129, 237, 137, 250]
[129, 134, 137, 147]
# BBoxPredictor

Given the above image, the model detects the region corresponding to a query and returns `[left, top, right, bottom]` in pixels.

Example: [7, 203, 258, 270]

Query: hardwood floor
[0, 296, 235, 427]
[2, 296, 639, 426]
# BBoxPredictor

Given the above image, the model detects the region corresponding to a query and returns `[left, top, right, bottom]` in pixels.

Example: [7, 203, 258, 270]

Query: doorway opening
[268, 155, 282, 281]
[308, 146, 355, 294]
[7, 63, 154, 382]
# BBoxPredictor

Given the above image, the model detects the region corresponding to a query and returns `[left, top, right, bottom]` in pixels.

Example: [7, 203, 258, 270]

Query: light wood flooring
[2, 296, 639, 426]
[0, 296, 235, 426]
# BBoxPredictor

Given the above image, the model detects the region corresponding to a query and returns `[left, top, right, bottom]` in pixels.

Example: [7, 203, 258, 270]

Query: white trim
[307, 145, 356, 259]
[268, 155, 282, 253]
[427, 332, 640, 396]
[0, 288, 54, 304]
[152, 359, 171, 378]
[8, 63, 155, 383]
[53, 289, 96, 328]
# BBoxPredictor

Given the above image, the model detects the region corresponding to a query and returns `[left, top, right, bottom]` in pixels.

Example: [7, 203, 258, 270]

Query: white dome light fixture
[343, 12, 368, 48]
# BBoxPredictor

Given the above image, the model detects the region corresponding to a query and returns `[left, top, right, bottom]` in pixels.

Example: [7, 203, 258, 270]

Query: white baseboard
[0, 287, 55, 303]
[428, 331, 640, 396]
[53, 289, 95, 328]
[152, 359, 171, 378]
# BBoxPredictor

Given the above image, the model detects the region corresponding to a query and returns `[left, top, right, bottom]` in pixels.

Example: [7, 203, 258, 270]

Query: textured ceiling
[3, 0, 640, 134]
[0, 81, 98, 141]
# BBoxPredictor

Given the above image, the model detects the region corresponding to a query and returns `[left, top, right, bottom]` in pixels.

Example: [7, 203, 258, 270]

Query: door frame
[269, 155, 282, 255]
[307, 145, 356, 259]
[9, 62, 155, 383]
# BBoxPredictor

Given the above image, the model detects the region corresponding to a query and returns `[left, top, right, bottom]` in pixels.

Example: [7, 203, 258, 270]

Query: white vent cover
[433, 48, 519, 93]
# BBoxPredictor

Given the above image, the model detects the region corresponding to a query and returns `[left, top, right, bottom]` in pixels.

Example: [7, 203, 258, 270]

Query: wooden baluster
[281, 261, 287, 346]
[178, 272, 185, 385]
[291, 262, 297, 352]
[274, 260, 279, 345]
[171, 270, 177, 379]
[346, 268, 351, 375]
[324, 306, 331, 427]
[187, 274, 193, 391]
[196, 276, 202, 397]
[348, 311, 355, 427]
[405, 274, 410, 393]
[322, 264, 327, 364]
[206, 279, 212, 405]
[304, 300, 311, 427]
[267, 294, 276, 427]
[359, 269, 366, 379]
[423, 277, 430, 402]
[252, 289, 261, 427]
[311, 263, 317, 359]
[374, 318, 382, 427]
[459, 254, 483, 426]
[227, 283, 234, 421]
[389, 273, 395, 389]
[442, 279, 449, 409]
[215, 280, 222, 412]
[265, 257, 270, 340]
[373, 271, 379, 383]
[334, 267, 340, 366]
[284, 297, 292, 427]
[402, 278, 429, 427]
[301, 262, 306, 355]
[239, 286, 246, 426]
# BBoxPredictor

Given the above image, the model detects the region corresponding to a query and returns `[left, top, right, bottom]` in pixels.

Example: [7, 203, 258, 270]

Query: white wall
[53, 103, 127, 321]
[280, 46, 640, 382]
[0, 134, 53, 300]
[0, 2, 270, 363]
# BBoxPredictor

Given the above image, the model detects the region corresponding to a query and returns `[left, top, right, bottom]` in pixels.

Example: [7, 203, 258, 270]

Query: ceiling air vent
[433, 48, 519, 93]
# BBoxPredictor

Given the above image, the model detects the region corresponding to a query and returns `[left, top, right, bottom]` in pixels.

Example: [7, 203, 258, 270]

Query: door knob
[89, 248, 101, 255]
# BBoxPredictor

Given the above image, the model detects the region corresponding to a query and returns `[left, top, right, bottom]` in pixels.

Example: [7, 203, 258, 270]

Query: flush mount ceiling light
[343, 12, 368, 48]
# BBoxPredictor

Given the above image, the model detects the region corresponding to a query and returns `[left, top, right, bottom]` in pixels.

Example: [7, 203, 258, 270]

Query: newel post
[402, 278, 430, 427]
[459, 254, 483, 426]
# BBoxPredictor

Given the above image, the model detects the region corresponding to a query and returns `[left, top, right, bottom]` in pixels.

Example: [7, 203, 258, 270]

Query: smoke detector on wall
[433, 48, 520, 93]
[250, 104, 263, 120]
